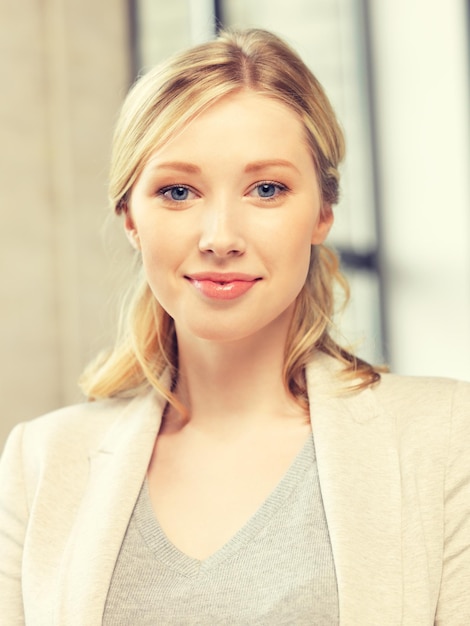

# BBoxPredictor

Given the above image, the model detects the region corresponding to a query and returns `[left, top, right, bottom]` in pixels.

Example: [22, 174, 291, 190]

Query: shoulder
[1, 388, 164, 509]
[372, 371, 469, 417]
[372, 372, 470, 435]
[3, 389, 158, 470]
[371, 372, 470, 452]
[19, 397, 132, 453]
[308, 352, 469, 440]
[309, 350, 469, 418]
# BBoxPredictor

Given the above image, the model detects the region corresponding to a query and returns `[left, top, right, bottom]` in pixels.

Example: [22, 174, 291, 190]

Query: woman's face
[126, 90, 333, 346]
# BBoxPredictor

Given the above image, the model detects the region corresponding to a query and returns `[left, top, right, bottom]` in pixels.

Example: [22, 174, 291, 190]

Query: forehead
[144, 90, 311, 167]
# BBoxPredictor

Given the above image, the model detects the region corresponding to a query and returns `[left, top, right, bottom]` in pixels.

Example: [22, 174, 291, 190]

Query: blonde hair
[80, 28, 381, 407]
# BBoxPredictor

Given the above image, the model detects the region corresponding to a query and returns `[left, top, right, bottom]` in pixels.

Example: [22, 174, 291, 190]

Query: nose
[198, 201, 245, 257]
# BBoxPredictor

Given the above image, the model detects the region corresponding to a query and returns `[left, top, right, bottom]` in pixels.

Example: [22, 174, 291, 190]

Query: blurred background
[1, 0, 469, 447]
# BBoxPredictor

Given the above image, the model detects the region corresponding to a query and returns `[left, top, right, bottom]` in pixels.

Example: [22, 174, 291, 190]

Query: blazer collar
[306, 353, 403, 624]
[55, 356, 404, 625]
[55, 387, 167, 625]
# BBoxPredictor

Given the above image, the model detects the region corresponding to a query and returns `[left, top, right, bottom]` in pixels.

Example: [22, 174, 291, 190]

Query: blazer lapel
[307, 356, 403, 625]
[54, 358, 405, 624]
[54, 388, 166, 626]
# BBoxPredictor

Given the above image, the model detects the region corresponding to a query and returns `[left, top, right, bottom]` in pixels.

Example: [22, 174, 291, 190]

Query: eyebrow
[146, 159, 299, 175]
[244, 159, 300, 174]
[147, 161, 201, 174]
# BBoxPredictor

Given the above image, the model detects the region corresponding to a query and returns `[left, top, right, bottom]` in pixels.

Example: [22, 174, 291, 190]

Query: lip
[187, 272, 260, 282]
[185, 272, 261, 301]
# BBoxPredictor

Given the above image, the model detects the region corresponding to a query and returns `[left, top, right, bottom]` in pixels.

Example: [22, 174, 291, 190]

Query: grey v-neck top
[103, 434, 339, 624]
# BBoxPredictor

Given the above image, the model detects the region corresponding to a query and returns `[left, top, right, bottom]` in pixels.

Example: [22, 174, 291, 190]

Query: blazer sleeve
[435, 380, 470, 624]
[0, 423, 27, 625]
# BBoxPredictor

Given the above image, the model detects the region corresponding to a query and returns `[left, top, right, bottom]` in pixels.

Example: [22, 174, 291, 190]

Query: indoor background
[1, 0, 469, 447]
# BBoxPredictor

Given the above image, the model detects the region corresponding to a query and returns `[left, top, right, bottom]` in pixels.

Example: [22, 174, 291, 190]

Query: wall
[1, 0, 469, 451]
[0, 0, 131, 447]
[369, 0, 470, 379]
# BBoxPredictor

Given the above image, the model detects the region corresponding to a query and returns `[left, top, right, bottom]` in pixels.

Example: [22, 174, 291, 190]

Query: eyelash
[157, 185, 197, 202]
[248, 181, 289, 201]
[156, 181, 290, 203]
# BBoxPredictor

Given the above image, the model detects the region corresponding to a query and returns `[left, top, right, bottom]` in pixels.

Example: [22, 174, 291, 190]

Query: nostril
[198, 233, 245, 257]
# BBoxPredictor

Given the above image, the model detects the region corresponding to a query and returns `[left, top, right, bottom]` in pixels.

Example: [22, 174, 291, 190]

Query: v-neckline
[135, 433, 315, 577]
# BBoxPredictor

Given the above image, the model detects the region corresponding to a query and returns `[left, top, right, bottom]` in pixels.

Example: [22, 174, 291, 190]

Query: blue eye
[162, 186, 191, 201]
[250, 182, 288, 200]
[257, 183, 277, 198]
[157, 185, 197, 203]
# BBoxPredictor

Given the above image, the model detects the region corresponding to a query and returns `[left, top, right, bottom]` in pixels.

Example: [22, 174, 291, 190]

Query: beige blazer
[1, 353, 469, 625]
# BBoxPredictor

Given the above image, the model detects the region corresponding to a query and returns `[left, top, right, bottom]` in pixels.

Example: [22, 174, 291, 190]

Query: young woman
[1, 29, 469, 625]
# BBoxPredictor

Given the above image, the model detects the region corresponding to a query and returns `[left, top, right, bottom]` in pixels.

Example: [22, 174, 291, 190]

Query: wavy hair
[80, 28, 381, 408]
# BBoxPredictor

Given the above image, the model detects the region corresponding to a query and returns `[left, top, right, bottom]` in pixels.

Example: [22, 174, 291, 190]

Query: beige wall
[0, 0, 132, 447]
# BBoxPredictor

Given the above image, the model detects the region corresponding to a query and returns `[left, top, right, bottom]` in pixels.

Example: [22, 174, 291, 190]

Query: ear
[123, 209, 141, 251]
[311, 204, 334, 245]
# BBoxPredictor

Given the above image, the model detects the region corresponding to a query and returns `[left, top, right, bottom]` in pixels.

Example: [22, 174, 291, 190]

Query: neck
[168, 320, 307, 435]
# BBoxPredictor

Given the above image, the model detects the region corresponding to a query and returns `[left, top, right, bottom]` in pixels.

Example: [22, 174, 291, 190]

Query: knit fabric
[103, 434, 339, 625]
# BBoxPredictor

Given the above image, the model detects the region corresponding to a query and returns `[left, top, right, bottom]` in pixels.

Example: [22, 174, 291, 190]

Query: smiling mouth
[186, 276, 260, 300]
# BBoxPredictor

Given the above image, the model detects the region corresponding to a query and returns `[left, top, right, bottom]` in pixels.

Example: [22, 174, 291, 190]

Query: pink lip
[186, 273, 260, 301]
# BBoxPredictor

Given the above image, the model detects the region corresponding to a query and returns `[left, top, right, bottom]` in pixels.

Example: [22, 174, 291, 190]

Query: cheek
[137, 224, 192, 316]
[287, 222, 317, 286]
[137, 215, 179, 267]
[281, 217, 316, 262]
[138, 233, 172, 295]
[267, 229, 313, 303]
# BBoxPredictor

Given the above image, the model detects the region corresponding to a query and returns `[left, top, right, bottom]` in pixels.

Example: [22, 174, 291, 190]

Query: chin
[187, 323, 253, 344]
[179, 311, 291, 346]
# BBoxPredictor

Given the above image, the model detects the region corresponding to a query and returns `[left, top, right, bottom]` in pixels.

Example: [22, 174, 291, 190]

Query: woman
[1, 29, 469, 625]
